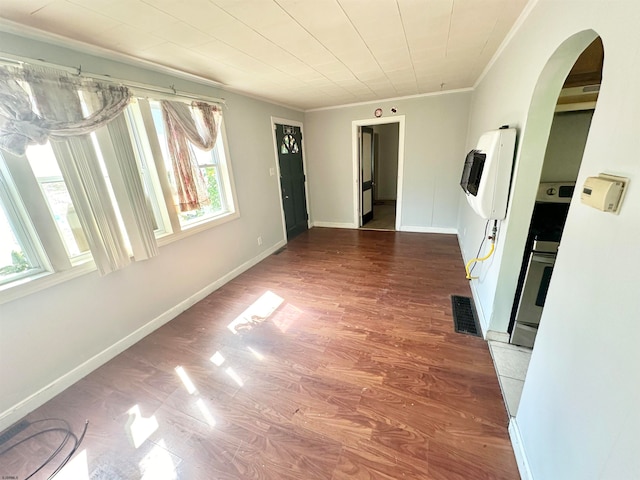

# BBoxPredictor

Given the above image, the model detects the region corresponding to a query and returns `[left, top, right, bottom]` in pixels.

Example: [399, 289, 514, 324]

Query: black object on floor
[451, 295, 481, 337]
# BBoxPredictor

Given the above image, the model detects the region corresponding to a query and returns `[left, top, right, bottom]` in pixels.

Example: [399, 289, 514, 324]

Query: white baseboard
[311, 223, 458, 235]
[468, 280, 489, 338]
[509, 418, 533, 480]
[455, 232, 489, 338]
[399, 225, 458, 234]
[0, 240, 286, 432]
[312, 221, 357, 229]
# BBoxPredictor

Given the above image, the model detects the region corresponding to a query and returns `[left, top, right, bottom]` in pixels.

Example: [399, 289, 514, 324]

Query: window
[25, 142, 90, 260]
[0, 159, 48, 286]
[121, 97, 237, 236]
[0, 85, 237, 296]
[147, 100, 236, 230]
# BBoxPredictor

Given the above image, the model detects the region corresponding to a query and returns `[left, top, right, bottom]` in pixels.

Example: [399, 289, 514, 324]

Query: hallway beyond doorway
[360, 200, 395, 230]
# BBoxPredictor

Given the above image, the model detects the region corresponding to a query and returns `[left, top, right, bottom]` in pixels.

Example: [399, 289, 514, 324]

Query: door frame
[351, 116, 405, 229]
[270, 116, 311, 242]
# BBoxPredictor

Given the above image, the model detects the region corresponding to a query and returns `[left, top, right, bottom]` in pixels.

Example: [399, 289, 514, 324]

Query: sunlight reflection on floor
[247, 346, 265, 361]
[227, 291, 284, 333]
[196, 398, 216, 427]
[139, 439, 177, 480]
[126, 405, 159, 449]
[210, 351, 225, 366]
[54, 449, 89, 480]
[175, 366, 198, 394]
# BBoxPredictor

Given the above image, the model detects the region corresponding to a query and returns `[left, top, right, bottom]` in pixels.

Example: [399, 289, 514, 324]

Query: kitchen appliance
[509, 182, 574, 347]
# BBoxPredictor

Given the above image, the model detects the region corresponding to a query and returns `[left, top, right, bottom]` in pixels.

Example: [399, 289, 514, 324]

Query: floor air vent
[451, 295, 480, 337]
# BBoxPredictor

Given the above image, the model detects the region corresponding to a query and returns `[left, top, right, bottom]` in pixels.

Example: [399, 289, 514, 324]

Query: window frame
[0, 147, 97, 302]
[134, 97, 239, 243]
[0, 85, 238, 303]
[0, 161, 49, 286]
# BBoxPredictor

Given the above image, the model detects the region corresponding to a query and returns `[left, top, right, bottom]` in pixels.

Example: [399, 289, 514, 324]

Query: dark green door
[275, 124, 308, 240]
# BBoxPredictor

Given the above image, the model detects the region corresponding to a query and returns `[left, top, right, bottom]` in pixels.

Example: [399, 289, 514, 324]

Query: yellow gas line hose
[465, 242, 495, 279]
[465, 220, 498, 280]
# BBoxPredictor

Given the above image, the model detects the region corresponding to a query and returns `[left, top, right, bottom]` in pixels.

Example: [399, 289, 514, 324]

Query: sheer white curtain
[0, 65, 130, 155]
[102, 115, 159, 261]
[0, 64, 158, 274]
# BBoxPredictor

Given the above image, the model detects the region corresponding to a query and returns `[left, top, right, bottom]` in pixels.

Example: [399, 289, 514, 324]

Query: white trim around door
[351, 116, 406, 229]
[270, 116, 311, 242]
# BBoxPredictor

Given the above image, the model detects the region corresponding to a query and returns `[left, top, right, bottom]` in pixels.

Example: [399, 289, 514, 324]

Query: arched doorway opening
[509, 36, 603, 347]
[489, 30, 604, 416]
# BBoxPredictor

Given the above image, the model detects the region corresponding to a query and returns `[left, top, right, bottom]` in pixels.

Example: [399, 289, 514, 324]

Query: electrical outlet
[257, 236, 263, 246]
[269, 167, 275, 176]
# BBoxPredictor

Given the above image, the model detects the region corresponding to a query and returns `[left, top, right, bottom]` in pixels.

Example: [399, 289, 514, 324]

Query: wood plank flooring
[0, 228, 518, 479]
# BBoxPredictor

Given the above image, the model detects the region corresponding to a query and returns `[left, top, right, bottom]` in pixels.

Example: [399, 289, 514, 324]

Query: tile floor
[360, 203, 396, 231]
[488, 341, 532, 417]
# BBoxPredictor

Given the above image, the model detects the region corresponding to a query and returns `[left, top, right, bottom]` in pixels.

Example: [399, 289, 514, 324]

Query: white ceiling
[0, 0, 529, 110]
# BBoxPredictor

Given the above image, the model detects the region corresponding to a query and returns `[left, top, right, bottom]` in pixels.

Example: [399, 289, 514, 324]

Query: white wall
[458, 0, 640, 478]
[304, 92, 471, 231]
[372, 123, 399, 201]
[0, 31, 302, 429]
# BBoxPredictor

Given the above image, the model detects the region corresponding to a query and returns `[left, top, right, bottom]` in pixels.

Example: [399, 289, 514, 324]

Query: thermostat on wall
[580, 173, 629, 214]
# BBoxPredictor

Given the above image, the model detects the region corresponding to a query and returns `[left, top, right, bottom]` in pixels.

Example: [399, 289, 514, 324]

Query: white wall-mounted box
[460, 128, 517, 220]
[580, 174, 629, 214]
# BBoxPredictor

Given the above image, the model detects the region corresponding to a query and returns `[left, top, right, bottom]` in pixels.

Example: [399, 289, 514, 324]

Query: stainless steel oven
[509, 182, 574, 348]
[510, 241, 558, 347]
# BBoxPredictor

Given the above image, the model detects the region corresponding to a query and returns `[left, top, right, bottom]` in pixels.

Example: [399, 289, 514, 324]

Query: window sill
[0, 260, 96, 306]
[157, 209, 240, 247]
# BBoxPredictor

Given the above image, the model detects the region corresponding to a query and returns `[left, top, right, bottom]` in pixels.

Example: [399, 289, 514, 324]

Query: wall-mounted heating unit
[460, 127, 517, 220]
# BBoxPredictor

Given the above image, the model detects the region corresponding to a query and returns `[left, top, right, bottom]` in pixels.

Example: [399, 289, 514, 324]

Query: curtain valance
[0, 65, 130, 156]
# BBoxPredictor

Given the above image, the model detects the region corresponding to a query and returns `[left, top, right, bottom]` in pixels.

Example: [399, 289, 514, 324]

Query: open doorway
[490, 35, 603, 417]
[352, 116, 405, 231]
[509, 36, 603, 349]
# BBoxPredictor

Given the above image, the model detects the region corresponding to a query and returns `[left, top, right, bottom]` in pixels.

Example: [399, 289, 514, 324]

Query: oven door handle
[531, 253, 556, 265]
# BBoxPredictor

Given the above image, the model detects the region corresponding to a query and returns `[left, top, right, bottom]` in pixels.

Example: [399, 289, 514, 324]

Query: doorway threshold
[488, 340, 532, 417]
[360, 203, 396, 231]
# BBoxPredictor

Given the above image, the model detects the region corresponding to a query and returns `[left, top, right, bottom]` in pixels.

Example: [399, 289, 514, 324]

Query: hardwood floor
[0, 228, 518, 479]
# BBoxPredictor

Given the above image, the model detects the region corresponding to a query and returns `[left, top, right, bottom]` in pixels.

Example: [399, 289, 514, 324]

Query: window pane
[26, 143, 90, 258]
[202, 165, 222, 211]
[0, 201, 37, 282]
